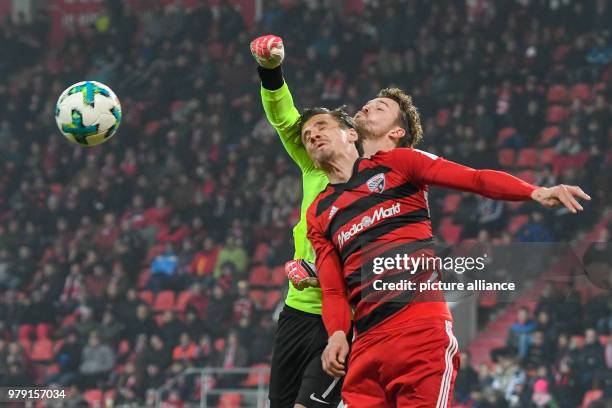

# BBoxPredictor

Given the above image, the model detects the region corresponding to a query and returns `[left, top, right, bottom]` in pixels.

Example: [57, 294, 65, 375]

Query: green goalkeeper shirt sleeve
[260, 77, 329, 315]
[260, 82, 316, 173]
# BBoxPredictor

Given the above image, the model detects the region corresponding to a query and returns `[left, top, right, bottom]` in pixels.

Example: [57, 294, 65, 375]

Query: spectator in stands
[99, 310, 125, 347]
[149, 243, 179, 292]
[172, 332, 198, 363]
[576, 328, 606, 389]
[159, 311, 186, 349]
[206, 285, 233, 339]
[535, 310, 558, 352]
[78, 331, 115, 390]
[516, 212, 553, 243]
[507, 307, 537, 358]
[455, 351, 480, 404]
[74, 306, 100, 341]
[531, 378, 559, 408]
[185, 282, 208, 320]
[189, 237, 219, 280]
[213, 236, 247, 278]
[554, 357, 581, 408]
[524, 331, 554, 369]
[142, 335, 172, 373]
[492, 350, 526, 403]
[48, 331, 81, 386]
[125, 304, 158, 340]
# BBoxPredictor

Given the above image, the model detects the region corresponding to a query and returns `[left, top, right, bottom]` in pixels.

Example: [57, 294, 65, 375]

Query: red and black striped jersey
[306, 148, 536, 337]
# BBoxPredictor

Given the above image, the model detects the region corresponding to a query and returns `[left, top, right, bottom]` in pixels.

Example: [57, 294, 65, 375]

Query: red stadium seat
[439, 217, 462, 243]
[249, 290, 265, 305]
[241, 363, 271, 387]
[546, 84, 568, 103]
[84, 389, 103, 407]
[571, 83, 591, 101]
[19, 324, 34, 341]
[443, 194, 462, 214]
[546, 105, 568, 123]
[269, 265, 288, 287]
[508, 215, 529, 234]
[516, 148, 538, 168]
[497, 149, 515, 168]
[436, 108, 450, 127]
[516, 170, 535, 185]
[144, 121, 162, 137]
[539, 148, 557, 165]
[249, 265, 271, 286]
[539, 126, 560, 145]
[139, 290, 154, 305]
[506, 201, 524, 211]
[497, 127, 517, 146]
[479, 290, 498, 308]
[20, 339, 32, 355]
[552, 44, 569, 62]
[582, 390, 604, 408]
[217, 393, 241, 408]
[175, 290, 191, 313]
[137, 268, 150, 289]
[145, 243, 166, 264]
[30, 339, 54, 362]
[252, 243, 270, 264]
[571, 335, 585, 348]
[153, 290, 175, 312]
[263, 290, 282, 311]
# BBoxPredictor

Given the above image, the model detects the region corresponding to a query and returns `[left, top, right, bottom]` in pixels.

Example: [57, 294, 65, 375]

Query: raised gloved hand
[285, 259, 320, 291]
[250, 34, 285, 69]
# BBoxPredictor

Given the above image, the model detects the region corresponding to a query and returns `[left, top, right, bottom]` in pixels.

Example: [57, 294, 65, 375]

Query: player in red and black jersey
[300, 107, 590, 407]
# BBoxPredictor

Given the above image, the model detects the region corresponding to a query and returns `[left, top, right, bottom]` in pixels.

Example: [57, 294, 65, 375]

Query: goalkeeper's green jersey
[261, 82, 328, 315]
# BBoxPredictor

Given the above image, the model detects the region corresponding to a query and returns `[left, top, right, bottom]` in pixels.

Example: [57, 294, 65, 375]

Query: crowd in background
[0, 0, 611, 406]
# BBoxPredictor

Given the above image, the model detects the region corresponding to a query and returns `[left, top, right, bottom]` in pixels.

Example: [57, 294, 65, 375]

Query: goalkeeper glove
[285, 259, 320, 291]
[250, 34, 285, 69]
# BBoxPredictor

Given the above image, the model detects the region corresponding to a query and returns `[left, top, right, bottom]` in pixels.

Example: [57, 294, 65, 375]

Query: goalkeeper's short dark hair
[298, 106, 364, 157]
[377, 88, 423, 147]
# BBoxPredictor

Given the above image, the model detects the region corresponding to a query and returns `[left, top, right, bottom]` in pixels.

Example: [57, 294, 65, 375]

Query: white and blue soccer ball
[55, 81, 122, 146]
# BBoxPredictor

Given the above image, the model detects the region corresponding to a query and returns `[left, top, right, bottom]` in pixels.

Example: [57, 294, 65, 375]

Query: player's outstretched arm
[307, 211, 351, 377]
[251, 34, 315, 171]
[399, 149, 590, 213]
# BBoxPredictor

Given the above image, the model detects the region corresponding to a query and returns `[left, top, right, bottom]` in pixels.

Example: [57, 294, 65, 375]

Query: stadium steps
[468, 215, 611, 367]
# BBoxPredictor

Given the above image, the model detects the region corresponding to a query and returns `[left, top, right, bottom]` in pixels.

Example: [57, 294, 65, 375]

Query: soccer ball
[55, 81, 122, 146]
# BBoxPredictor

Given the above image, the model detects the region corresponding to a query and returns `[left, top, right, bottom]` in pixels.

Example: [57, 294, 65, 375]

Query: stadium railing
[156, 366, 270, 408]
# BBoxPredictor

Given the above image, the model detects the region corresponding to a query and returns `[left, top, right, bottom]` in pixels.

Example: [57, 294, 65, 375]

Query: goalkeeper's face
[301, 114, 359, 166]
[354, 97, 402, 140]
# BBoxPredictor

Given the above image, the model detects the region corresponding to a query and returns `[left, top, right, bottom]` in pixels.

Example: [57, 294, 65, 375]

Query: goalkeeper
[251, 35, 344, 408]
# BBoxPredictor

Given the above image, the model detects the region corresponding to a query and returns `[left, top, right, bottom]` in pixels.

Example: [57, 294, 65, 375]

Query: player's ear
[389, 127, 406, 145]
[347, 127, 359, 143]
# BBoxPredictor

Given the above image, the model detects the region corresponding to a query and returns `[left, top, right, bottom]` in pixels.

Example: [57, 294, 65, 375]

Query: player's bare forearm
[322, 331, 349, 377]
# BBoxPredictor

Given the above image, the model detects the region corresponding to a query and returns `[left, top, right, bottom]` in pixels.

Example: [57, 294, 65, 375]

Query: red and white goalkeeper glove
[285, 259, 320, 291]
[250, 34, 285, 69]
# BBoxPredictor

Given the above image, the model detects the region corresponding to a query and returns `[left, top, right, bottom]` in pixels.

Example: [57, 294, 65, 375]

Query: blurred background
[0, 0, 610, 407]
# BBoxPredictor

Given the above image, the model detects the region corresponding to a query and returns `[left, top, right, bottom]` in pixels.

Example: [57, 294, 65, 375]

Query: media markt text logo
[336, 203, 401, 248]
